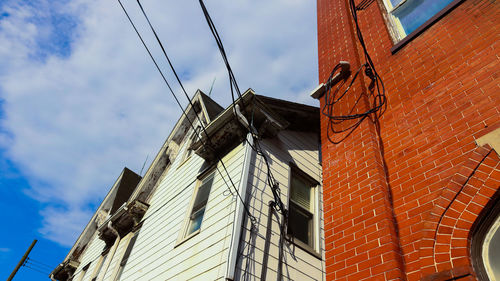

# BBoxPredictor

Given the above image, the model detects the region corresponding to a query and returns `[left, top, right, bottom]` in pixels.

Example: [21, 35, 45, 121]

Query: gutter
[225, 105, 255, 280]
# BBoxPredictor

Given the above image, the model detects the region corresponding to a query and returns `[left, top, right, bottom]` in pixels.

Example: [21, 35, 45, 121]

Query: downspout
[225, 104, 255, 280]
[98, 221, 121, 281]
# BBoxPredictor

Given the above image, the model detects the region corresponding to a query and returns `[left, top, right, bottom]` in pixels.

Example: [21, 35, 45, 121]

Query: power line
[117, 0, 256, 227]
[321, 0, 387, 144]
[196, 3, 291, 276]
[198, 0, 242, 104]
[25, 261, 52, 273]
[27, 257, 54, 269]
[22, 264, 50, 276]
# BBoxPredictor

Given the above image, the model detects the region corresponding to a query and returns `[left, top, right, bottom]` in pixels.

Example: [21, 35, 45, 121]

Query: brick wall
[317, 0, 500, 280]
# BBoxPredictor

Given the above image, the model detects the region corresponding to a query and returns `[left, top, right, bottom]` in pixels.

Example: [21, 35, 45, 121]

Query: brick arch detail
[417, 145, 500, 281]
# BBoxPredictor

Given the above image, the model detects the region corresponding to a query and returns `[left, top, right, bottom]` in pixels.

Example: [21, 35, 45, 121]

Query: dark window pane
[288, 204, 313, 246]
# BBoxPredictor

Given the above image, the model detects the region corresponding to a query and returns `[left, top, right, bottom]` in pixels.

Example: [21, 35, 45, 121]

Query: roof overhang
[191, 89, 319, 161]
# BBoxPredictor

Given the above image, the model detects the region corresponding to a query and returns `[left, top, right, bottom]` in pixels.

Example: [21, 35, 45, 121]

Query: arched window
[471, 190, 500, 280]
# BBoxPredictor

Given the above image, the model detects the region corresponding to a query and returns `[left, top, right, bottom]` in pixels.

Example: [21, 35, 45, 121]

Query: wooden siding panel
[235, 130, 325, 280]
[72, 234, 106, 281]
[117, 142, 246, 280]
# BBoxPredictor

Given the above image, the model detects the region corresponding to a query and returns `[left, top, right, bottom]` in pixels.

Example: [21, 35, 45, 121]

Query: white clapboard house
[50, 89, 325, 281]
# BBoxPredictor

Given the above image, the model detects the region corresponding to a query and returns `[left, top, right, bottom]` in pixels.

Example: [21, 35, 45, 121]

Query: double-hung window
[184, 171, 215, 237]
[382, 0, 456, 41]
[287, 168, 318, 251]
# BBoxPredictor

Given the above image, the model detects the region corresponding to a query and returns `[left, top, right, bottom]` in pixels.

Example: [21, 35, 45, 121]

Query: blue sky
[0, 0, 317, 279]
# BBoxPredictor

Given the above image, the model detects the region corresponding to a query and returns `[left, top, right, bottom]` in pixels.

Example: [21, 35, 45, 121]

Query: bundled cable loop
[322, 0, 387, 144]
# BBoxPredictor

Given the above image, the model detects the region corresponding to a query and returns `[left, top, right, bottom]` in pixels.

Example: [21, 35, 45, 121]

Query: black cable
[22, 264, 50, 276]
[321, 0, 387, 144]
[197, 2, 290, 267]
[198, 0, 242, 105]
[27, 257, 54, 269]
[196, 4, 290, 256]
[125, 4, 288, 279]
[118, 0, 256, 227]
[25, 261, 53, 273]
[356, 0, 375, 10]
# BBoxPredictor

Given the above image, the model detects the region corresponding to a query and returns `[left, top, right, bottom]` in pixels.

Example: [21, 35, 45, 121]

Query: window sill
[174, 229, 200, 248]
[391, 0, 466, 54]
[287, 236, 322, 260]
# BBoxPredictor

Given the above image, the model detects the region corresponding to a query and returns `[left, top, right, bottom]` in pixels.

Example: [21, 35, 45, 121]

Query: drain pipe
[225, 104, 255, 280]
[98, 222, 121, 281]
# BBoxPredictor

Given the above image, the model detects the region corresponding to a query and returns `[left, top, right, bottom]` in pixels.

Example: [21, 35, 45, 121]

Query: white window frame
[380, 0, 407, 42]
[379, 0, 459, 43]
[286, 165, 321, 256]
[177, 169, 216, 244]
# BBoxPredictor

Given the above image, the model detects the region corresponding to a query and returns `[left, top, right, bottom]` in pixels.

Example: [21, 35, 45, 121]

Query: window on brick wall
[287, 167, 319, 253]
[382, 0, 455, 42]
[472, 192, 500, 280]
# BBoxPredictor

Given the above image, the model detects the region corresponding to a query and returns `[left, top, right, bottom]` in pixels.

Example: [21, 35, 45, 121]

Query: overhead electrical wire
[197, 0, 288, 225]
[197, 2, 291, 279]
[118, 0, 256, 228]
[198, 0, 242, 105]
[322, 0, 387, 144]
[26, 257, 54, 270]
[69, 1, 256, 275]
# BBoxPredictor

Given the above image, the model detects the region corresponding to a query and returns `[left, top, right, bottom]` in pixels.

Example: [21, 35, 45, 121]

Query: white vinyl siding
[235, 130, 325, 281]
[71, 233, 106, 281]
[69, 126, 324, 281]
[116, 139, 246, 280]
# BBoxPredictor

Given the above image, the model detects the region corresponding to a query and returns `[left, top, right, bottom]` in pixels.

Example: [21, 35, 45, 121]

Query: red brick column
[318, 0, 405, 280]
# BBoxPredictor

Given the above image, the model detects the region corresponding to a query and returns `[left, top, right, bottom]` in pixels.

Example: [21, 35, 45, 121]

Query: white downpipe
[98, 222, 121, 281]
[226, 105, 255, 280]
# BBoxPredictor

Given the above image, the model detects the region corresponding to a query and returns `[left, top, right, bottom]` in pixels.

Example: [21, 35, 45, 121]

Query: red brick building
[315, 0, 499, 280]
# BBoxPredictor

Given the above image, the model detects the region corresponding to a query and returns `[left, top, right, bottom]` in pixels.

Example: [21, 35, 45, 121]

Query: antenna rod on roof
[208, 77, 216, 97]
[139, 154, 149, 176]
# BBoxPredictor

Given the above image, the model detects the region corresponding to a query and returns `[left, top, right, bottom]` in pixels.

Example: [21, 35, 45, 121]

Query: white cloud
[0, 0, 317, 247]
